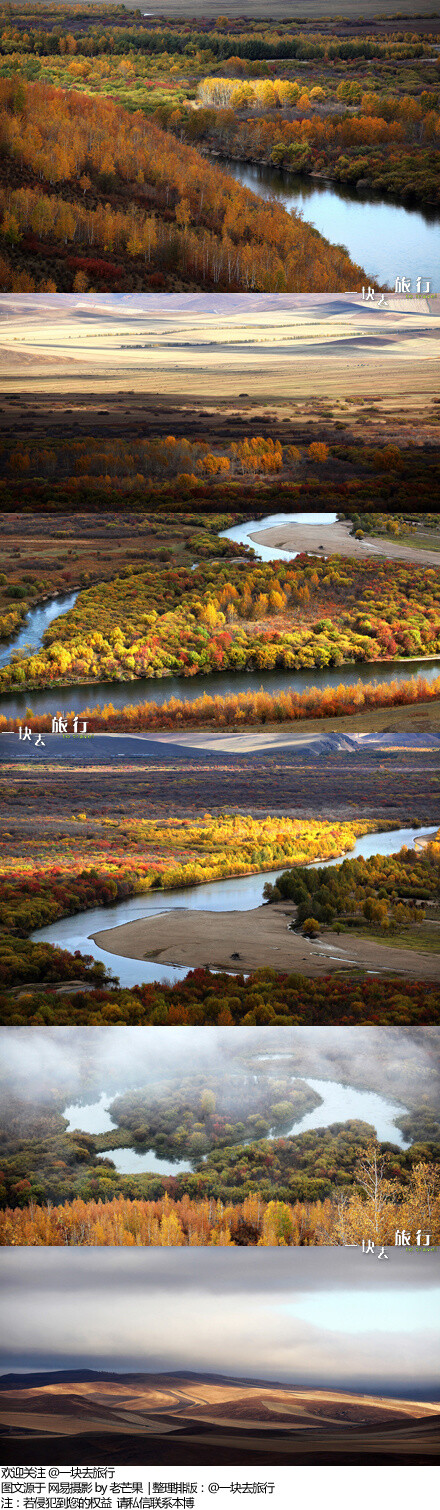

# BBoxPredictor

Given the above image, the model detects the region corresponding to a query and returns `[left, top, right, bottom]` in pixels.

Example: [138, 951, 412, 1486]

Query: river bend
[32, 825, 436, 989]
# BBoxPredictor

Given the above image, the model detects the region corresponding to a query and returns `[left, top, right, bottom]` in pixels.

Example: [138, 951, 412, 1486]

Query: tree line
[183, 81, 439, 210]
[0, 812, 374, 937]
[1, 672, 439, 742]
[0, 78, 367, 291]
[1, 554, 438, 695]
[1, 956, 438, 1026]
[263, 842, 440, 935]
[0, 1148, 438, 1246]
[1, 22, 429, 64]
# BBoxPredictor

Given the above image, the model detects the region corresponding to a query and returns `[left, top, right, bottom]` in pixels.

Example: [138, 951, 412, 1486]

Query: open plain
[1, 296, 439, 407]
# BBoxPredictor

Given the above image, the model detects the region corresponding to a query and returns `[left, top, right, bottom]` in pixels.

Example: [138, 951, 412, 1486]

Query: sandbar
[91, 904, 439, 980]
[251, 517, 440, 567]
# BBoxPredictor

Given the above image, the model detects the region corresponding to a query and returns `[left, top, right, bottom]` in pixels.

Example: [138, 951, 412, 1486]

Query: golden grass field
[0, 296, 439, 409]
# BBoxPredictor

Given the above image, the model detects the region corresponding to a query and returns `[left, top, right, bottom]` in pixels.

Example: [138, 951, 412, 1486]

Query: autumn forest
[0, 40, 439, 1273]
[0, 75, 366, 294]
[1, 1024, 439, 1245]
[1, 552, 439, 697]
[1, 6, 439, 290]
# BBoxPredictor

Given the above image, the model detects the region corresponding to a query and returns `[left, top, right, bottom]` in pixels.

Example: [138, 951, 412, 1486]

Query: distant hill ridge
[1, 1370, 439, 1406]
[0, 1369, 288, 1392]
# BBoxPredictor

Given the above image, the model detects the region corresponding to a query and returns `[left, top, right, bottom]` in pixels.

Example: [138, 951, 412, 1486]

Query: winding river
[0, 590, 79, 671]
[217, 159, 440, 290]
[223, 509, 338, 561]
[62, 1066, 409, 1177]
[1, 653, 438, 722]
[5, 516, 436, 1178]
[1, 507, 438, 718]
[32, 825, 437, 989]
[1, 511, 438, 719]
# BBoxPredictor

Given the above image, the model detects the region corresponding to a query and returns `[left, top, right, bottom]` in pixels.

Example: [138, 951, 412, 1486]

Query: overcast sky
[1, 1250, 438, 1400]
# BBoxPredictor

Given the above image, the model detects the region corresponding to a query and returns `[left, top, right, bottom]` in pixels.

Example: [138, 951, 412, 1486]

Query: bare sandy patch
[251, 518, 440, 568]
[91, 904, 439, 981]
[132, 723, 440, 752]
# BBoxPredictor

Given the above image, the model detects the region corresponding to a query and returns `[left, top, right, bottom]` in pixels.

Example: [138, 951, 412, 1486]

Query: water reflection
[219, 158, 440, 289]
[1, 653, 438, 721]
[279, 1075, 407, 1147]
[223, 510, 337, 561]
[0, 513, 438, 716]
[64, 1092, 119, 1135]
[98, 1147, 193, 1176]
[62, 1067, 408, 1175]
[33, 826, 436, 989]
[0, 591, 79, 669]
[311, 825, 437, 868]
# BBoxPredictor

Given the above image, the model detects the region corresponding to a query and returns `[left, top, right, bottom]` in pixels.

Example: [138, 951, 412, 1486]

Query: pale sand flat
[91, 904, 440, 980]
[250, 518, 440, 567]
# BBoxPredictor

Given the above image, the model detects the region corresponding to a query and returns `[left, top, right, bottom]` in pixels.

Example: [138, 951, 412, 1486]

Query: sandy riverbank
[251, 517, 440, 567]
[92, 904, 439, 981]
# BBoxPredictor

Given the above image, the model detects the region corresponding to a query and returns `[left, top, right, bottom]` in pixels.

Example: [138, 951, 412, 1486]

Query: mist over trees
[0, 1025, 438, 1238]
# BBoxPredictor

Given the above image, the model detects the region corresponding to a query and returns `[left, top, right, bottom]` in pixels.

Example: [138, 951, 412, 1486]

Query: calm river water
[1, 512, 438, 718]
[62, 1066, 409, 1176]
[219, 159, 440, 290]
[0, 591, 79, 671]
[1, 653, 438, 722]
[32, 825, 436, 989]
[223, 509, 338, 561]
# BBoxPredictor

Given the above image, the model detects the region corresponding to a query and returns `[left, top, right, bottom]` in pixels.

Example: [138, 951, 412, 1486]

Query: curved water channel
[0, 590, 79, 672]
[63, 1067, 409, 1177]
[8, 518, 435, 1181]
[32, 825, 437, 990]
[1, 512, 438, 720]
[223, 509, 337, 561]
[218, 159, 440, 290]
[2, 652, 438, 722]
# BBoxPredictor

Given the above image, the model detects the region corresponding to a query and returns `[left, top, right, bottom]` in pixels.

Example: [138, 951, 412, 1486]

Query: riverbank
[250, 517, 440, 568]
[91, 903, 439, 982]
[210, 156, 440, 277]
[0, 691, 440, 755]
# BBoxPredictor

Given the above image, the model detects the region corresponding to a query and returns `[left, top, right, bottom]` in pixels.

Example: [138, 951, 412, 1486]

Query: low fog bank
[1, 1026, 438, 1113]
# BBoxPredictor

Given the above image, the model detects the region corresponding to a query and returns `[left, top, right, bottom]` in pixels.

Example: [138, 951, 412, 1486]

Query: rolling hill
[1, 1370, 439, 1465]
